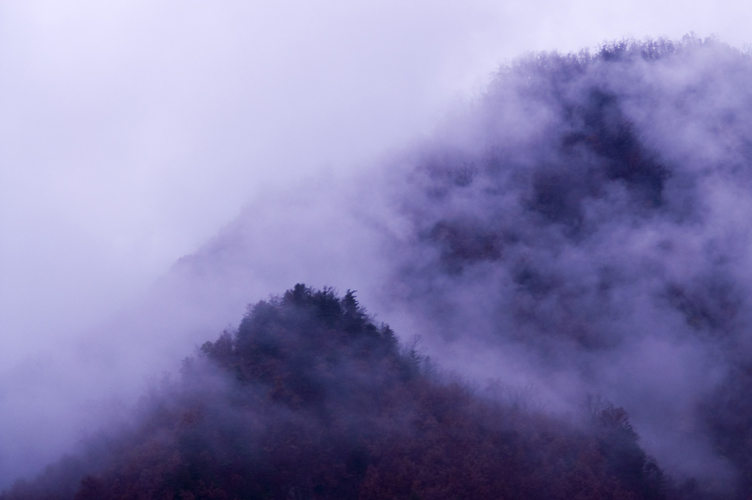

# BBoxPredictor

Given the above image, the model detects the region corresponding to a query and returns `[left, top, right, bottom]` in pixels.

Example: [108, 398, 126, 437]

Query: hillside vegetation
[2, 285, 676, 500]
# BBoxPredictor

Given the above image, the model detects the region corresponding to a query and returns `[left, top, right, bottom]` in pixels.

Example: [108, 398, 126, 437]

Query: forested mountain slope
[383, 36, 752, 496]
[8, 36, 752, 499]
[2, 285, 675, 500]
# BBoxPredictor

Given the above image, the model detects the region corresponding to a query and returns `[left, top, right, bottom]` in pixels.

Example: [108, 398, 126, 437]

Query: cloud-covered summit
[150, 36, 752, 492]
[383, 36, 752, 490]
[6, 36, 752, 497]
[394, 37, 750, 343]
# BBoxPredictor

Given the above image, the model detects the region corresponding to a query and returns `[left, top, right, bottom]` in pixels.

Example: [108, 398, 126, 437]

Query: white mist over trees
[149, 37, 752, 495]
[383, 37, 752, 490]
[4, 3, 752, 497]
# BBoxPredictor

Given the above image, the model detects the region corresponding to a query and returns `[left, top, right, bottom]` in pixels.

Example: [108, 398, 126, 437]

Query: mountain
[6, 35, 752, 498]
[381, 36, 752, 495]
[1, 285, 675, 500]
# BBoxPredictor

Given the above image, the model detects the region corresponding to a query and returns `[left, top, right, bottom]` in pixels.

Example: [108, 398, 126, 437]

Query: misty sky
[0, 0, 750, 365]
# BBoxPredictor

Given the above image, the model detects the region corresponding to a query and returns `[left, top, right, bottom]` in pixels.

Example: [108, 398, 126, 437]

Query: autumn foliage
[2, 286, 677, 499]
